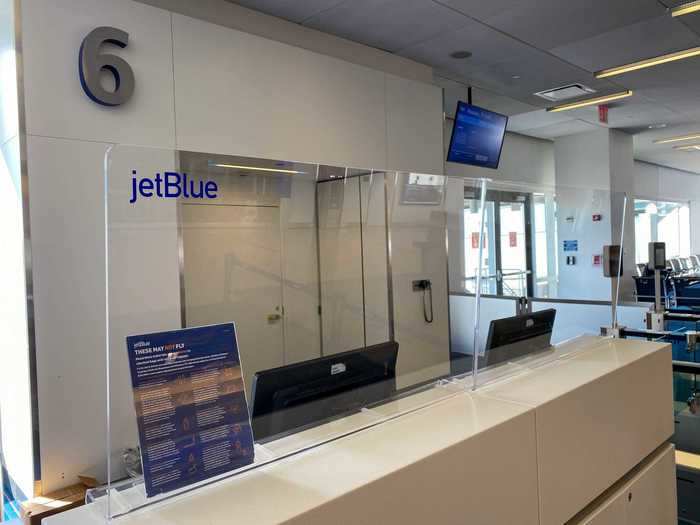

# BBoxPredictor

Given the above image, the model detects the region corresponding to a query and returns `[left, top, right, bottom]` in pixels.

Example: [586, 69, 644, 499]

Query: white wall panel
[385, 74, 443, 174]
[360, 172, 390, 346]
[26, 136, 110, 492]
[0, 0, 18, 145]
[634, 160, 700, 253]
[446, 130, 555, 188]
[172, 13, 388, 169]
[281, 177, 322, 364]
[609, 130, 636, 300]
[0, 135, 34, 499]
[388, 174, 450, 388]
[19, 0, 447, 493]
[21, 0, 175, 147]
[555, 130, 613, 301]
[317, 178, 365, 354]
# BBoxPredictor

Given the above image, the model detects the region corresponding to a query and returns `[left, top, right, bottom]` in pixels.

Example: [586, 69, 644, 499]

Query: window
[634, 199, 691, 263]
[463, 189, 536, 297]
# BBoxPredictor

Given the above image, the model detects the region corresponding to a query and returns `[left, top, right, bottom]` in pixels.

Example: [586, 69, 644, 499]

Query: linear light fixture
[211, 163, 306, 175]
[546, 90, 633, 112]
[653, 132, 700, 144]
[673, 143, 700, 151]
[595, 46, 700, 78]
[672, 0, 700, 17]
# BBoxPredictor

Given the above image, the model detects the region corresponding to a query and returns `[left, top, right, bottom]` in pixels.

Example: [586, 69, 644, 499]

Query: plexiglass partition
[99, 145, 491, 520]
[446, 175, 643, 387]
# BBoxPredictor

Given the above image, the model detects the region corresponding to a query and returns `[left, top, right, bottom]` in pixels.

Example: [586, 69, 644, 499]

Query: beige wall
[20, 0, 445, 492]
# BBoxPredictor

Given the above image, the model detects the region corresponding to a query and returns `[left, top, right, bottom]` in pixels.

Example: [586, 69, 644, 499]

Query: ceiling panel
[301, 0, 467, 53]
[550, 15, 700, 72]
[584, 101, 682, 129]
[448, 54, 617, 108]
[230, 0, 700, 171]
[606, 54, 700, 90]
[227, 0, 345, 23]
[635, 150, 700, 173]
[475, 0, 666, 50]
[523, 119, 600, 140]
[635, 123, 700, 173]
[507, 109, 576, 133]
[399, 15, 542, 69]
[437, 76, 538, 116]
[398, 17, 618, 108]
[677, 13, 700, 36]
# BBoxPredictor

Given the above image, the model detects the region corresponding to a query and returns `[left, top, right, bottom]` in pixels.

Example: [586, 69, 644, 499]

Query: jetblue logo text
[130, 171, 218, 204]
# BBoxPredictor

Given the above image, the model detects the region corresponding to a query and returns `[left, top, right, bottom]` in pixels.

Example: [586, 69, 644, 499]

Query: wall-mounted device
[566, 255, 576, 266]
[603, 245, 624, 334]
[648, 242, 666, 271]
[647, 242, 667, 329]
[412, 279, 434, 323]
[603, 245, 623, 278]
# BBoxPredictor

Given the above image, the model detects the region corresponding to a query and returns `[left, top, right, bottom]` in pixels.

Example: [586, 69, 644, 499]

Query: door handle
[267, 313, 282, 322]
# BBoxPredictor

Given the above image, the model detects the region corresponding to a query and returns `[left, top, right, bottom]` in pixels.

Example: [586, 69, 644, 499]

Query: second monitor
[250, 341, 399, 442]
[485, 309, 557, 367]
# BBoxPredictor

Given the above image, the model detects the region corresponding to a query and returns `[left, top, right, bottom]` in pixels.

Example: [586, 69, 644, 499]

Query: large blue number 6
[79, 27, 135, 106]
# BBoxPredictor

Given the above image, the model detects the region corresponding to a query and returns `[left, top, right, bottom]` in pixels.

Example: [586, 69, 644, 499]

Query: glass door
[464, 187, 534, 297]
[498, 199, 530, 297]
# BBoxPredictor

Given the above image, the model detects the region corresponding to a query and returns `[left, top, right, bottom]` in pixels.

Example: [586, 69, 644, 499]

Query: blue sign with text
[126, 323, 254, 497]
[563, 240, 579, 252]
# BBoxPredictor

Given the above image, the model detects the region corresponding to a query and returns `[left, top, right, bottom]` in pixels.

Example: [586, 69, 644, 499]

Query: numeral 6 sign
[78, 26, 135, 106]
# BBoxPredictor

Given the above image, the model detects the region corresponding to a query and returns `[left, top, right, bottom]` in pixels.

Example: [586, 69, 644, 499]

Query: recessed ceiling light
[512, 75, 521, 79]
[648, 123, 667, 129]
[653, 132, 700, 144]
[672, 0, 700, 17]
[595, 46, 700, 78]
[449, 50, 472, 59]
[546, 90, 633, 112]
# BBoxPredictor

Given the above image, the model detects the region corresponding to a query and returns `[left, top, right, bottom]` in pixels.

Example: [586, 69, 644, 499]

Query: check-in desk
[45, 336, 675, 525]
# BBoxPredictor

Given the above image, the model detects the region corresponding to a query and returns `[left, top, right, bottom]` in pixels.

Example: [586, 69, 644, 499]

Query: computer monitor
[670, 259, 682, 273]
[484, 309, 557, 367]
[250, 341, 399, 442]
[692, 255, 700, 268]
[681, 258, 690, 271]
[446, 102, 508, 169]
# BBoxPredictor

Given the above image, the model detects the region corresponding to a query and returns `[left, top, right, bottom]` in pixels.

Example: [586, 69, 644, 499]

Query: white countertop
[45, 335, 671, 525]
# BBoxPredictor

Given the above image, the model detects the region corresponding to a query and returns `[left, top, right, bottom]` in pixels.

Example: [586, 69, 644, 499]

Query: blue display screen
[447, 102, 508, 169]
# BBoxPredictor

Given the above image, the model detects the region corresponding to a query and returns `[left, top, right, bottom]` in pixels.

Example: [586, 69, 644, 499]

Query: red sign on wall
[509, 232, 517, 247]
[471, 232, 487, 249]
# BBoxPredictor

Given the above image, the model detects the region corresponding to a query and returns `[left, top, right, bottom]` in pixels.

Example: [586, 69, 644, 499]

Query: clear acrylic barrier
[446, 175, 647, 384]
[101, 145, 489, 520]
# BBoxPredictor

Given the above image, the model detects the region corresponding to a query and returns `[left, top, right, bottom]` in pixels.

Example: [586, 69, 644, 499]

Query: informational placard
[563, 240, 579, 252]
[509, 232, 517, 248]
[126, 323, 254, 498]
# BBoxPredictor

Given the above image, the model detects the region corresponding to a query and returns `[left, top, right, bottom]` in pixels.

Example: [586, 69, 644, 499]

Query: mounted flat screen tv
[447, 102, 508, 169]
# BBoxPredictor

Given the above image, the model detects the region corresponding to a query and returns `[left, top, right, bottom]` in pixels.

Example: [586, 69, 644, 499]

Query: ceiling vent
[534, 84, 597, 102]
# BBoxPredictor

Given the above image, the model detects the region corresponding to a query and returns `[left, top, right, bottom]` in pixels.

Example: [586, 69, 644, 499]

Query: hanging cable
[422, 281, 434, 323]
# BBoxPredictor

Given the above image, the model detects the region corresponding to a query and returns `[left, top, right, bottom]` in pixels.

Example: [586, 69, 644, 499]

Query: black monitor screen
[485, 309, 556, 366]
[447, 102, 508, 169]
[250, 341, 398, 442]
